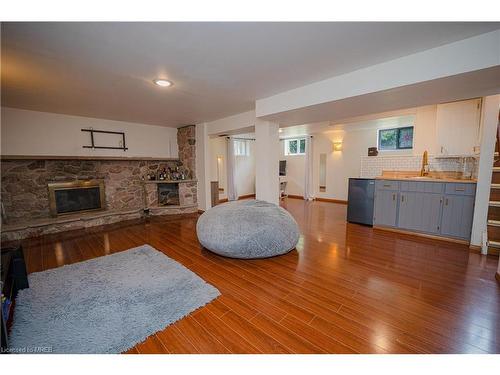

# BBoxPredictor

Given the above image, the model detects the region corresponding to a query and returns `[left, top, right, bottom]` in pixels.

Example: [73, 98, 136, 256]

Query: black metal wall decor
[81, 128, 128, 151]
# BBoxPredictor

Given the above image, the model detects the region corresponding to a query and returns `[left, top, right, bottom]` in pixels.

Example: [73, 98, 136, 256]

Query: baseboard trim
[315, 197, 348, 205]
[217, 194, 255, 204]
[468, 244, 482, 254]
[238, 194, 256, 200]
[287, 195, 304, 200]
[488, 246, 500, 256]
[373, 225, 469, 245]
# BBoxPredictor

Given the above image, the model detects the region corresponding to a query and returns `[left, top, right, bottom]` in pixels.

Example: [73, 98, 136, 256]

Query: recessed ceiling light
[153, 79, 173, 87]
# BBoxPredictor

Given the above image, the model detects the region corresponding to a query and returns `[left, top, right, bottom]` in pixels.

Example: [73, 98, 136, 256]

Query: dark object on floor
[347, 178, 375, 226]
[368, 147, 378, 156]
[1, 244, 29, 353]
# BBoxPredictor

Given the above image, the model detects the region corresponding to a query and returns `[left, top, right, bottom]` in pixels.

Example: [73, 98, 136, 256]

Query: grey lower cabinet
[373, 180, 399, 227]
[373, 189, 398, 227]
[398, 192, 442, 234]
[440, 195, 475, 239]
[373, 179, 476, 241]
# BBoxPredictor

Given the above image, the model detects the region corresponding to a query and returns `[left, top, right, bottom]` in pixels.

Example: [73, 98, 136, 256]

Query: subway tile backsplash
[360, 155, 478, 178]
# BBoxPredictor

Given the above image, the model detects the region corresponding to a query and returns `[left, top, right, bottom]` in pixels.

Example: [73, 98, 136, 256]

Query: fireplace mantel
[143, 179, 197, 184]
[1, 155, 179, 161]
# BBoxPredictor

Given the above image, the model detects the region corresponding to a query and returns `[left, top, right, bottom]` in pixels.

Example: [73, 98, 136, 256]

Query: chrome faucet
[420, 150, 429, 176]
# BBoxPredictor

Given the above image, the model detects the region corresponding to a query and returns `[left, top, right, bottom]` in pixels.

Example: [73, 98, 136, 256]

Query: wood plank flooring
[10, 198, 500, 353]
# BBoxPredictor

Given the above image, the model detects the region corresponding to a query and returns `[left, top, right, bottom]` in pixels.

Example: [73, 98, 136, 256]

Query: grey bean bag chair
[196, 199, 300, 259]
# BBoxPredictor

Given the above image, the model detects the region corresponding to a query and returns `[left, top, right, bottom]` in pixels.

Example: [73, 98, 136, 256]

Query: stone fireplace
[48, 179, 105, 216]
[1, 125, 198, 242]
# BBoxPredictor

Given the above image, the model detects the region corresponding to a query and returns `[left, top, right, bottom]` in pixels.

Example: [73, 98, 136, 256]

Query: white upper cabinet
[435, 98, 482, 156]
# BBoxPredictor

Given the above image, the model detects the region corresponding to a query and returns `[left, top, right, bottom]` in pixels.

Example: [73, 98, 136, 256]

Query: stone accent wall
[1, 159, 180, 224]
[179, 181, 197, 206]
[177, 125, 196, 179]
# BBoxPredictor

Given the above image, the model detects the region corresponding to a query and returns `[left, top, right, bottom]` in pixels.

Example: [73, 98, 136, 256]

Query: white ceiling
[2, 22, 499, 127]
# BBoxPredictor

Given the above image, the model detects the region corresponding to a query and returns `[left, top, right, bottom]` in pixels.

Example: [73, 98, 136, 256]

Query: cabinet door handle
[392, 193, 396, 201]
[401, 195, 404, 202]
[455, 188, 465, 192]
[383, 184, 391, 187]
[445, 198, 448, 206]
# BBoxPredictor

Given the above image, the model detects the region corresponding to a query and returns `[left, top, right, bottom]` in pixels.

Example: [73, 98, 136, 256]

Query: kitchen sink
[409, 176, 441, 180]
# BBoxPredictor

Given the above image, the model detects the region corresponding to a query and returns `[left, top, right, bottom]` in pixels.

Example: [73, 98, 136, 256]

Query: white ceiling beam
[255, 30, 500, 123]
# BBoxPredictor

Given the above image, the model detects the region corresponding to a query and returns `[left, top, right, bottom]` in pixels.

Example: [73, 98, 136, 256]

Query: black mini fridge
[347, 178, 375, 226]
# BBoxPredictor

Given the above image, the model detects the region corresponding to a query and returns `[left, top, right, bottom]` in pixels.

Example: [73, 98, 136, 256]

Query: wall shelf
[1, 155, 179, 161]
[433, 155, 479, 159]
[143, 179, 197, 184]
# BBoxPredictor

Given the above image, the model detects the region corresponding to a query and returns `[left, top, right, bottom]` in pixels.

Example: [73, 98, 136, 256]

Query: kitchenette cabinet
[373, 180, 399, 227]
[373, 179, 476, 241]
[435, 98, 482, 155]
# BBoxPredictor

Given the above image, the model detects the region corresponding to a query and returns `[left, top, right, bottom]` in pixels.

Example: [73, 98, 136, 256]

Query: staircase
[487, 116, 500, 255]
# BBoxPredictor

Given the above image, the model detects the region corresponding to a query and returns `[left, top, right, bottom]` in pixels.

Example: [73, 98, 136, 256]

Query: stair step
[488, 220, 500, 227]
[493, 167, 500, 172]
[490, 201, 500, 207]
[492, 184, 500, 189]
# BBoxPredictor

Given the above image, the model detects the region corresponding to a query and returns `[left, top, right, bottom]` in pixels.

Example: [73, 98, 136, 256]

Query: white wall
[235, 145, 256, 196]
[281, 105, 438, 200]
[471, 95, 500, 249]
[255, 120, 280, 205]
[209, 137, 227, 192]
[209, 136, 256, 198]
[196, 122, 211, 211]
[1, 107, 178, 158]
[279, 142, 306, 196]
[315, 130, 376, 201]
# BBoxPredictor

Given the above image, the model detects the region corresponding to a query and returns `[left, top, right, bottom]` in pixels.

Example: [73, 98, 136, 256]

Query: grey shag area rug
[197, 199, 300, 259]
[9, 244, 220, 354]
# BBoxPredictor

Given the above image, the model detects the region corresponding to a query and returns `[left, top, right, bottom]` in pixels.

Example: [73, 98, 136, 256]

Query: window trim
[284, 137, 306, 156]
[377, 126, 414, 151]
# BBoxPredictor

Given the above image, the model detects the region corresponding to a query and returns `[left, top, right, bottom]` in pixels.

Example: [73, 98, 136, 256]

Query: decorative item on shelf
[368, 147, 378, 156]
[333, 142, 343, 152]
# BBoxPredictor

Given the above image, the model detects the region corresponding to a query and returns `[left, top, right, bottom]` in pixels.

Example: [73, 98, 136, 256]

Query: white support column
[195, 122, 211, 211]
[471, 95, 500, 251]
[255, 120, 280, 205]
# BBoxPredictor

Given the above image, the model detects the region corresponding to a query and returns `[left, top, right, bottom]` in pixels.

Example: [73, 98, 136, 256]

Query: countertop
[375, 176, 477, 184]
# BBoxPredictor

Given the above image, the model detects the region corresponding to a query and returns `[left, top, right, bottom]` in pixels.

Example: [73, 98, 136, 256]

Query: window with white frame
[284, 138, 306, 156]
[234, 139, 250, 156]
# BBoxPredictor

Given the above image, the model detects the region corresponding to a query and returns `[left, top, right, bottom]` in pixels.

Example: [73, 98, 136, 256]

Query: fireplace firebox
[158, 183, 180, 206]
[47, 180, 105, 217]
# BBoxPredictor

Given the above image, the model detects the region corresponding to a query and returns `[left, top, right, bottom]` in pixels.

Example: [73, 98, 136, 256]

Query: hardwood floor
[12, 198, 500, 354]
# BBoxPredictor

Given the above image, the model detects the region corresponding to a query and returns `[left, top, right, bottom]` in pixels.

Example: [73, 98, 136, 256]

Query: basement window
[284, 138, 306, 156]
[378, 126, 414, 151]
[234, 140, 250, 156]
